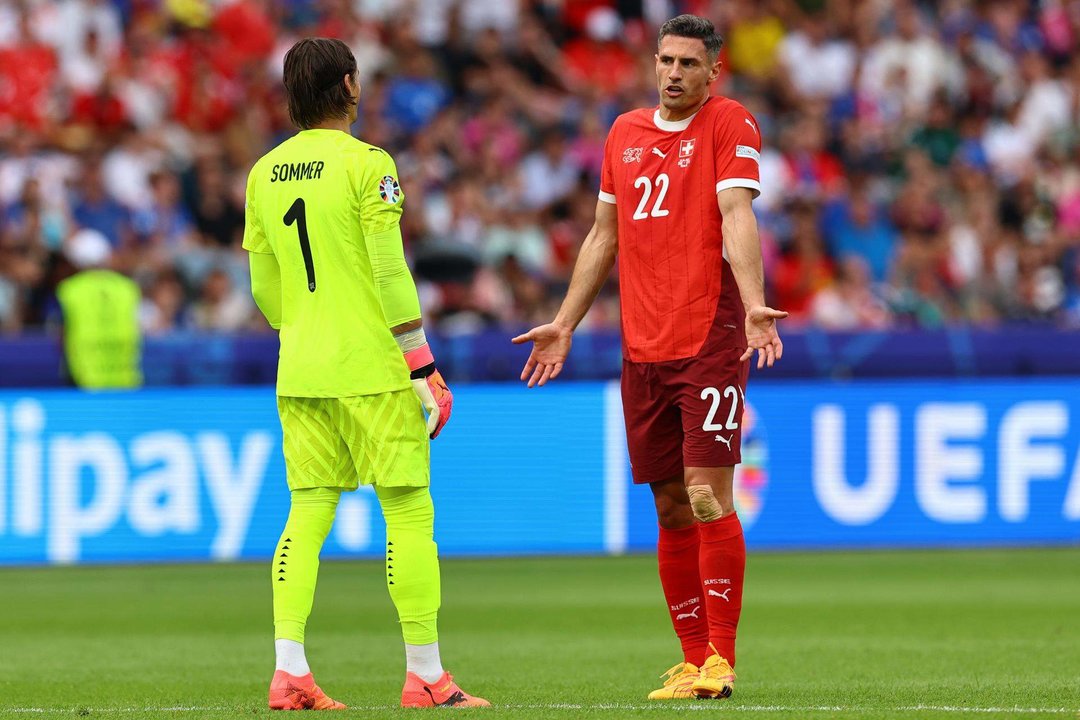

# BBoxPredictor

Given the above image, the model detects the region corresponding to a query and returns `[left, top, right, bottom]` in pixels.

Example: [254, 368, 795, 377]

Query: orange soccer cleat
[400, 670, 491, 708]
[268, 670, 347, 710]
[691, 645, 736, 699]
[646, 661, 700, 700]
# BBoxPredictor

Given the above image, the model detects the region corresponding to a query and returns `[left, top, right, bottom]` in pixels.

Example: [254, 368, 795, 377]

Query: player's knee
[687, 485, 725, 523]
[376, 485, 434, 531]
[290, 486, 342, 510]
[655, 502, 694, 529]
[653, 490, 694, 529]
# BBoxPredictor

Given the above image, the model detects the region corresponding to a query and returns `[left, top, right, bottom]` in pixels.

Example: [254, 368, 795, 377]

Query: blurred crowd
[1, 0, 1080, 336]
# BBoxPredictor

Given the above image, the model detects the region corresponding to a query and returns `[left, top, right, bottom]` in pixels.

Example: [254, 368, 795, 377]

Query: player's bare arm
[512, 199, 618, 387]
[717, 186, 787, 369]
[390, 318, 421, 334]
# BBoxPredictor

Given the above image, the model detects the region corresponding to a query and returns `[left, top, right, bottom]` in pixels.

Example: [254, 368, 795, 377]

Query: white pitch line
[5, 704, 1078, 714]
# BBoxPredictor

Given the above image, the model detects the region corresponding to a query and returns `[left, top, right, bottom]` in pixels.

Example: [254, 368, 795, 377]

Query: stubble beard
[660, 88, 704, 118]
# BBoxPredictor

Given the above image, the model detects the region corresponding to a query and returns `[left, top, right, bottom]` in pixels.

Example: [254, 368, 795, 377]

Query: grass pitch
[1, 549, 1077, 719]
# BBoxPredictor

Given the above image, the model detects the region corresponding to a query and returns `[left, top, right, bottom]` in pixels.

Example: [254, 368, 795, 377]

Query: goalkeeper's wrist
[396, 327, 436, 380]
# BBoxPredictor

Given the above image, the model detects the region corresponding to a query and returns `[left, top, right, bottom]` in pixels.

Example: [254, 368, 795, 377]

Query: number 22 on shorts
[701, 385, 742, 432]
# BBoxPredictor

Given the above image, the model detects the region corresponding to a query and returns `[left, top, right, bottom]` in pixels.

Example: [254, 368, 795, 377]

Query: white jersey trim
[715, 178, 761, 198]
[652, 108, 699, 132]
[598, 190, 617, 204]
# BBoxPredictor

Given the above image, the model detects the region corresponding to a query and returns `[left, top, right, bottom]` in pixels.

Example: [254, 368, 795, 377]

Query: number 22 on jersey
[633, 173, 671, 220]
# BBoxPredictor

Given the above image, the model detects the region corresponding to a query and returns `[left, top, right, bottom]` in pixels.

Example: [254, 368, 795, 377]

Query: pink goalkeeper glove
[404, 344, 453, 439]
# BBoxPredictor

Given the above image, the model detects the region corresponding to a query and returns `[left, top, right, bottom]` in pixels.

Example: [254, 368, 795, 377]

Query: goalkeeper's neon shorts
[277, 392, 430, 490]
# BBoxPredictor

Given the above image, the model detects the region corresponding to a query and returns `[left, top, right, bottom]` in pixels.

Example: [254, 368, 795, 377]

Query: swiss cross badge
[678, 139, 696, 168]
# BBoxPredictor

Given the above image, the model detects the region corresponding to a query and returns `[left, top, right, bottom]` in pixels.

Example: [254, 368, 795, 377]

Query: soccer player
[243, 38, 488, 710]
[513, 15, 786, 700]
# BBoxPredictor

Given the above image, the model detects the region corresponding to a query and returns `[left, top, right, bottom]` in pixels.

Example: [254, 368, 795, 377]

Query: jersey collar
[652, 105, 701, 132]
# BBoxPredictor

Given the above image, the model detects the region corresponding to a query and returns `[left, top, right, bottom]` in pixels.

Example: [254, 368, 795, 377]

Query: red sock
[698, 512, 746, 667]
[657, 524, 709, 667]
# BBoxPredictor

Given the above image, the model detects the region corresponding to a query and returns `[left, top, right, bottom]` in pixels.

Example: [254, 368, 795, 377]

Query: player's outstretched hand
[511, 322, 573, 388]
[741, 306, 788, 370]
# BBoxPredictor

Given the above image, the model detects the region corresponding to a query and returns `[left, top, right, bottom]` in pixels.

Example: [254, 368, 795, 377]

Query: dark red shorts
[621, 347, 750, 484]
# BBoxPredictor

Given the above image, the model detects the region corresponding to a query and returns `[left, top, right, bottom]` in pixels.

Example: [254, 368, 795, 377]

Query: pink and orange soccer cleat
[268, 670, 347, 710]
[400, 670, 490, 708]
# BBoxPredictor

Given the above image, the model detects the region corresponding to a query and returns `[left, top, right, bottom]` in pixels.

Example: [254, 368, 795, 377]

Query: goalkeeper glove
[403, 339, 452, 439]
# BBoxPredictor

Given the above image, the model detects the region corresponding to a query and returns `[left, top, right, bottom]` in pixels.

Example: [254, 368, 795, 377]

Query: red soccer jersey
[600, 96, 762, 363]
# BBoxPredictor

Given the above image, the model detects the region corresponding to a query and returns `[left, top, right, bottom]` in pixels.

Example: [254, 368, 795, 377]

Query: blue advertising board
[0, 380, 1077, 565]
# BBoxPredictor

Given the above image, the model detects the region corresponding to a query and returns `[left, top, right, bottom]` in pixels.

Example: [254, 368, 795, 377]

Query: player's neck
[657, 96, 708, 123]
[306, 119, 353, 134]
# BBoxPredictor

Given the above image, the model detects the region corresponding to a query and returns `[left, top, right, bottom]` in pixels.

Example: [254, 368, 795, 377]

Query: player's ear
[709, 58, 722, 83]
[345, 73, 361, 104]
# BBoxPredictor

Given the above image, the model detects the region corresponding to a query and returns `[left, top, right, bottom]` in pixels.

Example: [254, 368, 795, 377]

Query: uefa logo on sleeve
[379, 175, 401, 204]
[733, 401, 768, 530]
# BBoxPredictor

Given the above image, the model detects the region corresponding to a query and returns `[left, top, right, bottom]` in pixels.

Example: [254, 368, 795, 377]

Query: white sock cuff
[275, 638, 311, 676]
[404, 641, 444, 684]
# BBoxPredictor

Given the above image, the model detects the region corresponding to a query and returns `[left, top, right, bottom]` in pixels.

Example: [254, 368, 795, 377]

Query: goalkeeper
[244, 38, 488, 710]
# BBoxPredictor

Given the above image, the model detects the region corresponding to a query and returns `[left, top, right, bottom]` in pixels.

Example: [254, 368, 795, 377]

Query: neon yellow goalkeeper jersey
[243, 129, 413, 398]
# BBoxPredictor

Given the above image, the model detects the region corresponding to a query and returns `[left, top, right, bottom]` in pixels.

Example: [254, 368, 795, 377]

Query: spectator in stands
[810, 257, 890, 330]
[777, 10, 856, 102]
[139, 269, 189, 334]
[773, 200, 834, 323]
[859, 1, 964, 119]
[780, 114, 845, 201]
[0, 11, 58, 133]
[561, 7, 638, 96]
[189, 155, 244, 249]
[133, 170, 196, 261]
[0, 231, 46, 333]
[482, 204, 549, 275]
[821, 181, 898, 284]
[424, 172, 488, 249]
[71, 156, 132, 250]
[383, 50, 451, 136]
[191, 267, 253, 332]
[910, 93, 962, 168]
[1016, 49, 1073, 146]
[726, 0, 785, 83]
[4, 178, 67, 253]
[518, 127, 581, 211]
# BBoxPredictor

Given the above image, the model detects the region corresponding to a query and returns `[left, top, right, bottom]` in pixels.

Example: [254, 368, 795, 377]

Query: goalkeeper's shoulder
[350, 139, 398, 169]
[352, 137, 391, 156]
[244, 151, 279, 197]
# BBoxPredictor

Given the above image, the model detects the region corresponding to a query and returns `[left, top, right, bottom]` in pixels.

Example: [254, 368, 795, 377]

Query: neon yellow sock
[375, 485, 440, 645]
[273, 486, 340, 643]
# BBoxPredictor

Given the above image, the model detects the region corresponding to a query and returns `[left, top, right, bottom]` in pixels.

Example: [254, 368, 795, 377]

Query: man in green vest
[56, 229, 143, 389]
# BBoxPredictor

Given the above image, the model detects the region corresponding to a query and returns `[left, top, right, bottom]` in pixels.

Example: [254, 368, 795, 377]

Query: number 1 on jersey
[284, 197, 316, 292]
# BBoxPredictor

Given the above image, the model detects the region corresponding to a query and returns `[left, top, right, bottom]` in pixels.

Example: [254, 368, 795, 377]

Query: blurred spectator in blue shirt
[383, 51, 450, 135]
[70, 157, 132, 249]
[133, 170, 195, 253]
[821, 183, 898, 283]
